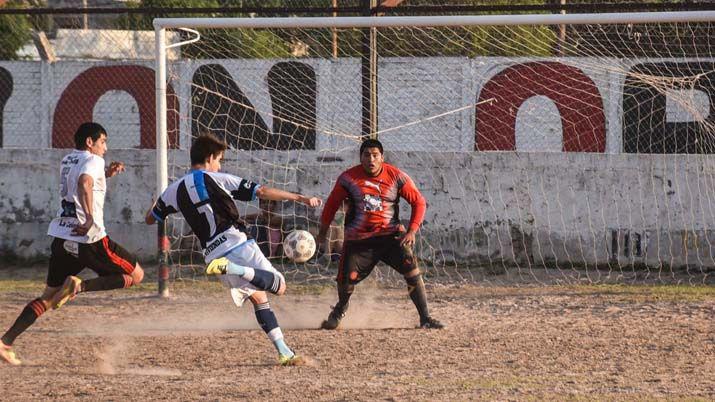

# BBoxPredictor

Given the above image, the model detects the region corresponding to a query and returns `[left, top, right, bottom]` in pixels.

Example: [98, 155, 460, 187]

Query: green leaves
[0, 2, 32, 60]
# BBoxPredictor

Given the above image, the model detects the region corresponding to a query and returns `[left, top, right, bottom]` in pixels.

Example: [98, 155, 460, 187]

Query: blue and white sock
[254, 302, 293, 357]
[226, 262, 246, 276]
[227, 262, 282, 294]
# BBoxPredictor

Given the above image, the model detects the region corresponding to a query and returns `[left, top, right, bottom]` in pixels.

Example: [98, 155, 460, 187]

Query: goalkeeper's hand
[308, 244, 326, 265]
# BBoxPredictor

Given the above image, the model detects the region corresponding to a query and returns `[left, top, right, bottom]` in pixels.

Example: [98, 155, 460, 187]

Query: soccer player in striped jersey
[317, 139, 443, 330]
[0, 123, 145, 366]
[145, 133, 322, 366]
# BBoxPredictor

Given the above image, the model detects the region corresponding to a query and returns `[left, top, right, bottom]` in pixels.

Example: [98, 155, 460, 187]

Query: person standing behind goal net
[317, 139, 443, 330]
[145, 133, 322, 366]
[0, 122, 145, 366]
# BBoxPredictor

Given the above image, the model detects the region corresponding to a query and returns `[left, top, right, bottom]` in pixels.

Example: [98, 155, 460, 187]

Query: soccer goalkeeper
[317, 139, 443, 330]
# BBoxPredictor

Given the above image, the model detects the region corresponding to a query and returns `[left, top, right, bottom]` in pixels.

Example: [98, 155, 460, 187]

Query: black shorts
[337, 234, 418, 285]
[47, 236, 138, 288]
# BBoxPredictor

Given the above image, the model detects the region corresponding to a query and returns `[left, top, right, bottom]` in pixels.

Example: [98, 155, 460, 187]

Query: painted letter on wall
[267, 62, 317, 150]
[191, 62, 317, 150]
[0, 67, 12, 148]
[623, 62, 715, 154]
[476, 61, 606, 152]
[53, 65, 179, 149]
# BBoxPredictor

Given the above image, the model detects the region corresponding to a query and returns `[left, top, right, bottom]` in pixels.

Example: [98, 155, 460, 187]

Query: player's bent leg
[275, 274, 287, 296]
[321, 282, 353, 330]
[79, 237, 142, 293]
[50, 276, 82, 310]
[130, 263, 144, 285]
[249, 292, 303, 366]
[222, 242, 286, 295]
[228, 262, 284, 295]
[403, 269, 444, 329]
[79, 274, 132, 293]
[0, 287, 58, 365]
[206, 257, 229, 275]
[321, 250, 358, 330]
[77, 262, 142, 295]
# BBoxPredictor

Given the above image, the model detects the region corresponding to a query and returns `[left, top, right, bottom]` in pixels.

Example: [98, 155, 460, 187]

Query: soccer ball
[283, 230, 316, 263]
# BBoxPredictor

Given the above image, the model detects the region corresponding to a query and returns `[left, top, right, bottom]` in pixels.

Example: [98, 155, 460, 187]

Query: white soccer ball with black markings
[283, 230, 316, 263]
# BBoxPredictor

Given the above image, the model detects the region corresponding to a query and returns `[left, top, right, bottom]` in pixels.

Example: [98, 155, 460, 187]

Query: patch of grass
[119, 278, 334, 296]
[413, 375, 548, 392]
[287, 283, 335, 295]
[462, 376, 551, 392]
[442, 283, 715, 303]
[0, 265, 711, 303]
[0, 279, 46, 293]
[565, 284, 715, 302]
[135, 278, 226, 295]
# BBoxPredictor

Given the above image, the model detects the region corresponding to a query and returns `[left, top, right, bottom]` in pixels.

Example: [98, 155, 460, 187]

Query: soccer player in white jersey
[0, 123, 145, 366]
[145, 133, 322, 366]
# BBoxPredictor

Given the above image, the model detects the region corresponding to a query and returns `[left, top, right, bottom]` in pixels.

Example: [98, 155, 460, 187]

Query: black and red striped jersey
[321, 163, 426, 241]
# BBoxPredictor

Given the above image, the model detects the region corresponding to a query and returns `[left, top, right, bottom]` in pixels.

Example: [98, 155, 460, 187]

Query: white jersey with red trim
[47, 150, 107, 244]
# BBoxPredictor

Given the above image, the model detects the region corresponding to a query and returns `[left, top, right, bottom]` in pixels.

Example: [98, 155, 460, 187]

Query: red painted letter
[53, 65, 179, 148]
[476, 61, 605, 152]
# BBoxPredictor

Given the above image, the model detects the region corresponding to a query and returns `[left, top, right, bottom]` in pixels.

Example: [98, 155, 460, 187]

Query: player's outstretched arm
[317, 180, 349, 248]
[145, 189, 177, 225]
[144, 204, 157, 225]
[105, 161, 125, 178]
[255, 186, 322, 208]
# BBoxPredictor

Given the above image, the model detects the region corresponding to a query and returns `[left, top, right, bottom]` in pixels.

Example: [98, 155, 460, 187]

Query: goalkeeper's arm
[317, 182, 349, 249]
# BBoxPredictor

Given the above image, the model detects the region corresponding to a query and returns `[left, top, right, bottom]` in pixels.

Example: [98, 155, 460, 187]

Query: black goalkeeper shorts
[47, 236, 138, 288]
[336, 233, 418, 285]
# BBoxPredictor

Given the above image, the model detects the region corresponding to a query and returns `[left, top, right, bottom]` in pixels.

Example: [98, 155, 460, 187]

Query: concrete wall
[3, 148, 714, 268]
[1, 57, 712, 152]
[0, 149, 156, 260]
[1, 56, 713, 268]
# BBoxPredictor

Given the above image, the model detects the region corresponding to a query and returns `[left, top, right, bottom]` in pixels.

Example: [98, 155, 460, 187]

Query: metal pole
[369, 13, 377, 140]
[558, 0, 566, 56]
[82, 0, 88, 29]
[155, 26, 170, 298]
[360, 0, 378, 140]
[332, 0, 338, 58]
[154, 12, 715, 29]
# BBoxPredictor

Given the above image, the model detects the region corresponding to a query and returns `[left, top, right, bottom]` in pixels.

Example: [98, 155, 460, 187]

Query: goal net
[155, 12, 715, 286]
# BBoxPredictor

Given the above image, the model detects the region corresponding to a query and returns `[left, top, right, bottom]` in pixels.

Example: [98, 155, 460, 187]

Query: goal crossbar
[153, 11, 715, 30]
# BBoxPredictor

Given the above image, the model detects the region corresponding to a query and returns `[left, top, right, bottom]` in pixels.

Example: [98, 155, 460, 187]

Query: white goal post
[153, 11, 715, 291]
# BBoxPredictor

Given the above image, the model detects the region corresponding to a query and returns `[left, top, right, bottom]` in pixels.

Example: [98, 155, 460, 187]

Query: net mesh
[162, 17, 715, 285]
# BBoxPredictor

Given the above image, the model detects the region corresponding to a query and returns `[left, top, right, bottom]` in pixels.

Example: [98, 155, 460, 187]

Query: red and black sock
[1, 298, 47, 346]
[406, 274, 430, 321]
[80, 274, 132, 293]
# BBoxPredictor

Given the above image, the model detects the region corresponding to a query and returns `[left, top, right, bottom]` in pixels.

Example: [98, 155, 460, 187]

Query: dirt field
[0, 266, 713, 401]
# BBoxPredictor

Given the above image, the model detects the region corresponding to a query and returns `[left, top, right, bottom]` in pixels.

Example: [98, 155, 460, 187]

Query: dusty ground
[0, 266, 713, 401]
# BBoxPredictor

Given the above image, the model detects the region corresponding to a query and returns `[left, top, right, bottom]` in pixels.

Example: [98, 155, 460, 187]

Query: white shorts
[218, 240, 284, 308]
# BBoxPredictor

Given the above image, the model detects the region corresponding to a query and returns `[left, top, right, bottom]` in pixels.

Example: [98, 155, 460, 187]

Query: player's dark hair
[191, 133, 227, 165]
[360, 138, 383, 155]
[74, 122, 107, 150]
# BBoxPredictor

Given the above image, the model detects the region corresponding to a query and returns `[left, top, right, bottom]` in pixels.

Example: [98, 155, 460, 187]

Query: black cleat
[320, 305, 347, 330]
[419, 316, 444, 329]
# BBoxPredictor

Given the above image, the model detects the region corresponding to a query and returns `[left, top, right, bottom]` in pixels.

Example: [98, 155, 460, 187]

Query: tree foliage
[114, 0, 563, 59]
[0, 2, 32, 60]
[115, 0, 294, 58]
